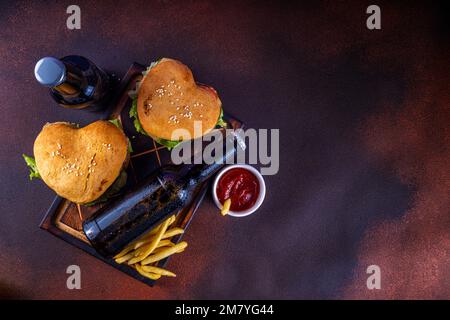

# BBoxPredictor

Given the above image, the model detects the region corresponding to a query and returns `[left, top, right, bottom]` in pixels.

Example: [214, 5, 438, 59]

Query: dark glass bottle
[83, 131, 244, 257]
[34, 55, 114, 111]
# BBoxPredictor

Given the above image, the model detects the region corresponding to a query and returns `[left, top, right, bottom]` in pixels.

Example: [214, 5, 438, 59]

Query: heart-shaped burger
[33, 121, 129, 204]
[129, 58, 226, 149]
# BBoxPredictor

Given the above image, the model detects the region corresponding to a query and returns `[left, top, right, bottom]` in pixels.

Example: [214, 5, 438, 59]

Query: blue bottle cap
[34, 57, 66, 87]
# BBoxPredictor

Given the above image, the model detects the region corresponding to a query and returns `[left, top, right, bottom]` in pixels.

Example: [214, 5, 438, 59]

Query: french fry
[141, 265, 176, 277]
[145, 223, 162, 236]
[114, 252, 135, 264]
[114, 220, 171, 259]
[132, 216, 175, 249]
[151, 241, 183, 255]
[134, 224, 172, 257]
[151, 245, 176, 255]
[156, 239, 174, 248]
[133, 239, 174, 257]
[128, 217, 171, 264]
[141, 241, 188, 265]
[135, 221, 167, 241]
[161, 227, 184, 239]
[221, 198, 231, 216]
[168, 215, 176, 225]
[132, 239, 151, 250]
[114, 245, 134, 260]
[135, 264, 161, 280]
[114, 237, 150, 259]
[132, 246, 147, 257]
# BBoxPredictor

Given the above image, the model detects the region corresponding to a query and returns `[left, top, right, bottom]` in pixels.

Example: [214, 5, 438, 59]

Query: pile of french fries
[113, 215, 187, 280]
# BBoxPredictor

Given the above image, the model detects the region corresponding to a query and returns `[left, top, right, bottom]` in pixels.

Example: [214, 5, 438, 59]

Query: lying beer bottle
[34, 55, 114, 111]
[83, 131, 245, 257]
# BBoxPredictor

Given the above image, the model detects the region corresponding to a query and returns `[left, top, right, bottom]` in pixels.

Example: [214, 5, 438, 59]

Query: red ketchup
[216, 168, 260, 211]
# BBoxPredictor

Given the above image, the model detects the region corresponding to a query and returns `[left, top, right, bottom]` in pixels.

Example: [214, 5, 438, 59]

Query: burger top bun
[33, 121, 128, 204]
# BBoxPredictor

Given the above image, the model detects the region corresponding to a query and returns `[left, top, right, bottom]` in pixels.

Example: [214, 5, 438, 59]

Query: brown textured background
[0, 0, 449, 299]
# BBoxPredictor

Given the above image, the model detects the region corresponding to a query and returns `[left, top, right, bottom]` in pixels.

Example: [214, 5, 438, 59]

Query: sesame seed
[168, 114, 180, 124]
[144, 101, 153, 109]
[179, 111, 193, 119]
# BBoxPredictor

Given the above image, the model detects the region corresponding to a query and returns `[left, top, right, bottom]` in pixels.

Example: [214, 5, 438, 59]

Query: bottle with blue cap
[34, 55, 113, 111]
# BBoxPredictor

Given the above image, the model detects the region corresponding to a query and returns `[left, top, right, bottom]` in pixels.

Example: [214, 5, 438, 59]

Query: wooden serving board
[39, 63, 244, 287]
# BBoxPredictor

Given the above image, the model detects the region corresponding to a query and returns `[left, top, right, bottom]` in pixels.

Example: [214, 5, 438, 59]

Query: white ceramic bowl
[212, 164, 266, 217]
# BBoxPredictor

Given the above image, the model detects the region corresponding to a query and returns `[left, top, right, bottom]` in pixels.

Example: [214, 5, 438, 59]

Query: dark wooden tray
[39, 63, 244, 287]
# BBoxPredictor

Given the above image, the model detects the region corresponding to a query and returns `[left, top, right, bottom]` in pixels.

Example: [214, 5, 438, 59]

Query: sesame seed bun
[137, 58, 222, 141]
[33, 121, 128, 204]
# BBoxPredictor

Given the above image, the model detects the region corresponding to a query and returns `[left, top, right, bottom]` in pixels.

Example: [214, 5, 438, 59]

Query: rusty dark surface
[0, 0, 449, 299]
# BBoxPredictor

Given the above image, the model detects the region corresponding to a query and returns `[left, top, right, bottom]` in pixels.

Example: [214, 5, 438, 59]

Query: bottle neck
[183, 162, 224, 187]
[183, 130, 245, 186]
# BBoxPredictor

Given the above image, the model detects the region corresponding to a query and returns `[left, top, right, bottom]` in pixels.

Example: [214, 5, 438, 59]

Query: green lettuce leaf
[128, 59, 162, 133]
[129, 98, 148, 136]
[127, 140, 134, 153]
[22, 154, 41, 180]
[216, 108, 227, 128]
[84, 170, 128, 206]
[156, 138, 180, 150]
[108, 118, 121, 129]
